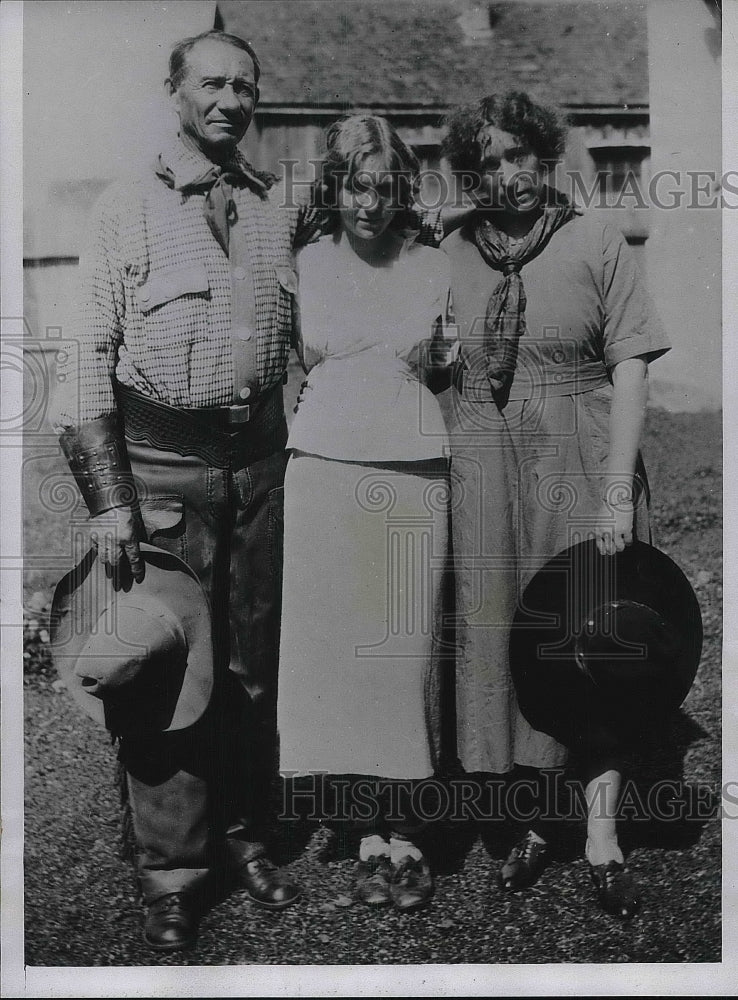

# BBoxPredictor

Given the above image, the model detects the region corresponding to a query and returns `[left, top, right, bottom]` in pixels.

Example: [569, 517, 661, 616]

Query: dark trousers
[118, 436, 287, 901]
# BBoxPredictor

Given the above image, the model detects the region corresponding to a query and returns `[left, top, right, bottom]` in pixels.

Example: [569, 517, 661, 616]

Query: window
[589, 146, 650, 201]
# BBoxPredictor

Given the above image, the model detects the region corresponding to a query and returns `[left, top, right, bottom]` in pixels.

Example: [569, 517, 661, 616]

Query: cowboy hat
[50, 543, 213, 736]
[509, 539, 703, 753]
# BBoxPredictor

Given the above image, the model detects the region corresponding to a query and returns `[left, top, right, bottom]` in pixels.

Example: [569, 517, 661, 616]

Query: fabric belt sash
[116, 382, 287, 469]
[455, 358, 610, 401]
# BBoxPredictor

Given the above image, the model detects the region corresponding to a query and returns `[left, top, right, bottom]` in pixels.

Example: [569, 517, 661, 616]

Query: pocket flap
[138, 496, 185, 536]
[274, 264, 298, 295]
[135, 264, 210, 313]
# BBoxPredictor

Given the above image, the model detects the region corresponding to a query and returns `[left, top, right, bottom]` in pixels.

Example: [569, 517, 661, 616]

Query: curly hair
[314, 114, 420, 234]
[441, 91, 569, 174]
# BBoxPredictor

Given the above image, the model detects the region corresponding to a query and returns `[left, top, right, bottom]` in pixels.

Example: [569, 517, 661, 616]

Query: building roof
[216, 0, 649, 109]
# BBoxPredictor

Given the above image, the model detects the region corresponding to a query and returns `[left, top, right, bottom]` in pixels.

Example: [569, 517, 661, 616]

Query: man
[52, 25, 454, 952]
[52, 29, 318, 952]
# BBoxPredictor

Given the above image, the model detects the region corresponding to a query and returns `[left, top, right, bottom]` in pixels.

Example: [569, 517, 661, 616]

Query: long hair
[314, 115, 420, 234]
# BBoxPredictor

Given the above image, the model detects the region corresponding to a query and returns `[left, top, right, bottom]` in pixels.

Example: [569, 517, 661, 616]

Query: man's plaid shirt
[53, 136, 443, 428]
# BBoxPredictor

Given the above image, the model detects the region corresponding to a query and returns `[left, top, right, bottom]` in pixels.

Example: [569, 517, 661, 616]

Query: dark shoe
[499, 831, 549, 891]
[390, 855, 434, 912]
[236, 856, 302, 910]
[589, 861, 640, 920]
[143, 892, 199, 953]
[355, 855, 393, 907]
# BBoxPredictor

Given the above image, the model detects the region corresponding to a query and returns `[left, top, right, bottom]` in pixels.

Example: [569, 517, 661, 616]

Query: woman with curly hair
[277, 114, 455, 910]
[440, 91, 671, 918]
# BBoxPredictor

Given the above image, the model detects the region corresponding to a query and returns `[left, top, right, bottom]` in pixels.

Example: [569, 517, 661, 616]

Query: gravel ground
[19, 407, 723, 979]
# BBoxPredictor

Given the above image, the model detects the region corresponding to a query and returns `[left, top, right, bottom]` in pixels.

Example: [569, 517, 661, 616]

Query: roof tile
[217, 0, 649, 108]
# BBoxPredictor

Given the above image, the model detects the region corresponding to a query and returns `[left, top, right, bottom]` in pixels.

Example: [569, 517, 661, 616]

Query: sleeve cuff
[604, 334, 672, 368]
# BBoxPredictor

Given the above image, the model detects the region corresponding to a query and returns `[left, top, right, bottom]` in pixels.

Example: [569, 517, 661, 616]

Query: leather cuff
[59, 413, 138, 517]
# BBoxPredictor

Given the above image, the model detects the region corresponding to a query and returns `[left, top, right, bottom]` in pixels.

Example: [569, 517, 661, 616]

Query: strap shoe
[355, 854, 393, 907]
[499, 831, 549, 891]
[389, 855, 434, 911]
[589, 860, 640, 919]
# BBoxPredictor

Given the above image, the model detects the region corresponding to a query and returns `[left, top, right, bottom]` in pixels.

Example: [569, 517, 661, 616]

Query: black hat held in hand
[510, 539, 703, 754]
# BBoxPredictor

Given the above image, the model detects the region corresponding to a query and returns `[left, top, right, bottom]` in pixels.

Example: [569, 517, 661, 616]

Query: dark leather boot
[143, 891, 199, 952]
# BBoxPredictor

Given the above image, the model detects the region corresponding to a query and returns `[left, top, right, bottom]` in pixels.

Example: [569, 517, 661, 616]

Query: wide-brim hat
[50, 543, 213, 736]
[509, 539, 703, 754]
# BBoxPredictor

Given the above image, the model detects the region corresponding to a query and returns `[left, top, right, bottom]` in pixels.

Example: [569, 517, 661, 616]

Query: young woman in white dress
[277, 115, 455, 910]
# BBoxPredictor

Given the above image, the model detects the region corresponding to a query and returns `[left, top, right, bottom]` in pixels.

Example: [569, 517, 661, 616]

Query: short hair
[441, 91, 568, 174]
[168, 30, 261, 90]
[315, 114, 420, 234]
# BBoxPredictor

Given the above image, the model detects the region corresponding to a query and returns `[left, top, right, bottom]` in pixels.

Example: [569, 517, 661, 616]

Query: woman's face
[338, 154, 402, 241]
[471, 125, 545, 213]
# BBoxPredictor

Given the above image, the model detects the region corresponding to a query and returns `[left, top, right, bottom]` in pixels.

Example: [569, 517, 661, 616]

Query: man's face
[170, 38, 257, 158]
[471, 125, 545, 213]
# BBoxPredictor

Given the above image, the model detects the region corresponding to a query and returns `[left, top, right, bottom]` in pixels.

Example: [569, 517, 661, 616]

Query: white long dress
[277, 233, 453, 780]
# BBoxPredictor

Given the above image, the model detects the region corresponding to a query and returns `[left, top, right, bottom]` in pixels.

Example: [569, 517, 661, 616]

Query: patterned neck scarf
[155, 144, 272, 256]
[472, 188, 579, 405]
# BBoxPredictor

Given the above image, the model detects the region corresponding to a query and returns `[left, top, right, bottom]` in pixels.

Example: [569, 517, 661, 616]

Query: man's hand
[58, 415, 144, 584]
[89, 505, 146, 587]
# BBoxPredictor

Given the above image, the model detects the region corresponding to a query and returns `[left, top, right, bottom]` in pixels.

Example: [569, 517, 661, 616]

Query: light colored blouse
[287, 234, 455, 462]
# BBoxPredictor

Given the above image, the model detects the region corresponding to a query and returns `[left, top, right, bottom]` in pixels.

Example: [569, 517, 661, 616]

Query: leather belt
[115, 382, 288, 469]
[195, 403, 253, 426]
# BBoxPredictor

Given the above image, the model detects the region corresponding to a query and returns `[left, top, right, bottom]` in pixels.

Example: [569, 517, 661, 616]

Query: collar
[156, 134, 268, 194]
[398, 226, 421, 252]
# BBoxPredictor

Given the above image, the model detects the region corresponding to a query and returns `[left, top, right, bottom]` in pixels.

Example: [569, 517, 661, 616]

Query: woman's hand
[593, 485, 634, 556]
[595, 356, 649, 556]
[293, 379, 313, 414]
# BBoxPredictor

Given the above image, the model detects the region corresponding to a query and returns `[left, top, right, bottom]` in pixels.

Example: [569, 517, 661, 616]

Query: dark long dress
[441, 211, 671, 774]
